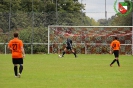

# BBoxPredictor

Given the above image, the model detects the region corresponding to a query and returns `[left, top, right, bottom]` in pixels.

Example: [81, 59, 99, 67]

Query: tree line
[0, 0, 132, 30]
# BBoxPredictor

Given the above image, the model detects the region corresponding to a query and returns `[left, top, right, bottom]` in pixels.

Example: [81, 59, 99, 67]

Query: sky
[79, 0, 126, 21]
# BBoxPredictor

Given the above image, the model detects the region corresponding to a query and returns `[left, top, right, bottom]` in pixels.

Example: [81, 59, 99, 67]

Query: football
[58, 55, 62, 58]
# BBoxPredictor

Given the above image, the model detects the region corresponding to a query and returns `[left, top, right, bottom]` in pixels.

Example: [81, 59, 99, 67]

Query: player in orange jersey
[8, 32, 25, 78]
[110, 37, 120, 67]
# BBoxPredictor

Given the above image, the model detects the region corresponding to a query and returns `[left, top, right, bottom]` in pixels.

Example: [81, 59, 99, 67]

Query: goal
[48, 26, 133, 55]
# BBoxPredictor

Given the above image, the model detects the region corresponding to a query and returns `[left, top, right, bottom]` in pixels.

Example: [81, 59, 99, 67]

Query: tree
[110, 0, 133, 26]
[98, 19, 108, 26]
[0, 0, 10, 12]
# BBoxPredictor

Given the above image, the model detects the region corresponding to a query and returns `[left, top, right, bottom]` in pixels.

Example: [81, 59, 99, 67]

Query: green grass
[0, 54, 133, 88]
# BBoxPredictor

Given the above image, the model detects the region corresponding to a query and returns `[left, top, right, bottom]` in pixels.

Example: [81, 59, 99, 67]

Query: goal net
[48, 26, 133, 55]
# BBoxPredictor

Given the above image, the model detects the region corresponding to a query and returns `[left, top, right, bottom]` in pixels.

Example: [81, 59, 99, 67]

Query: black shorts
[12, 58, 23, 64]
[113, 50, 119, 58]
[66, 46, 72, 50]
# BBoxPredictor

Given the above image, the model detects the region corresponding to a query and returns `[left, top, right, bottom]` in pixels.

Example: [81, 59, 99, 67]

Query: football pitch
[0, 54, 133, 88]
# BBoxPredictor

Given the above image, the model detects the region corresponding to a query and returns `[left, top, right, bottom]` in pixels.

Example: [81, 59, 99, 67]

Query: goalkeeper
[61, 36, 77, 58]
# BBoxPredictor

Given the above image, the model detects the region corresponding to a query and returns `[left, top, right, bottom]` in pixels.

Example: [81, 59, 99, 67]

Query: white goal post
[48, 26, 133, 55]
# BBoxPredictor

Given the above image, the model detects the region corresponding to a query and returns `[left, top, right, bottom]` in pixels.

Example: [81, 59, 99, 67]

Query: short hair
[114, 36, 118, 40]
[14, 32, 18, 37]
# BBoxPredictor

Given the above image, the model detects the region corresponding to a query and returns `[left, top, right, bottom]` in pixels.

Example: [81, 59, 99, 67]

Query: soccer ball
[58, 55, 62, 58]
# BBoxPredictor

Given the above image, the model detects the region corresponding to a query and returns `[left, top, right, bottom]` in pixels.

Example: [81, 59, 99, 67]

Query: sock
[73, 52, 77, 57]
[14, 66, 18, 76]
[62, 51, 65, 57]
[110, 59, 116, 65]
[19, 65, 23, 74]
[116, 60, 120, 66]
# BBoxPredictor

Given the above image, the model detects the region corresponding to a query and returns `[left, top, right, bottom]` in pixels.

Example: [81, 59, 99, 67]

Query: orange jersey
[8, 38, 23, 58]
[110, 40, 120, 50]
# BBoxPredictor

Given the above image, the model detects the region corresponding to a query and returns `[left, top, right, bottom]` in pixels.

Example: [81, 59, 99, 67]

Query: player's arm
[20, 41, 25, 57]
[8, 41, 12, 51]
[8, 46, 12, 50]
[21, 46, 25, 58]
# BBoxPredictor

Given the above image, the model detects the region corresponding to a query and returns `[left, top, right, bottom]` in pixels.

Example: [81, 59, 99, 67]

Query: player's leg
[116, 58, 120, 67]
[12, 59, 18, 76]
[62, 48, 67, 57]
[19, 64, 23, 74]
[116, 50, 120, 67]
[14, 64, 18, 77]
[110, 59, 116, 67]
[110, 50, 117, 67]
[71, 49, 77, 58]
[19, 58, 23, 74]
